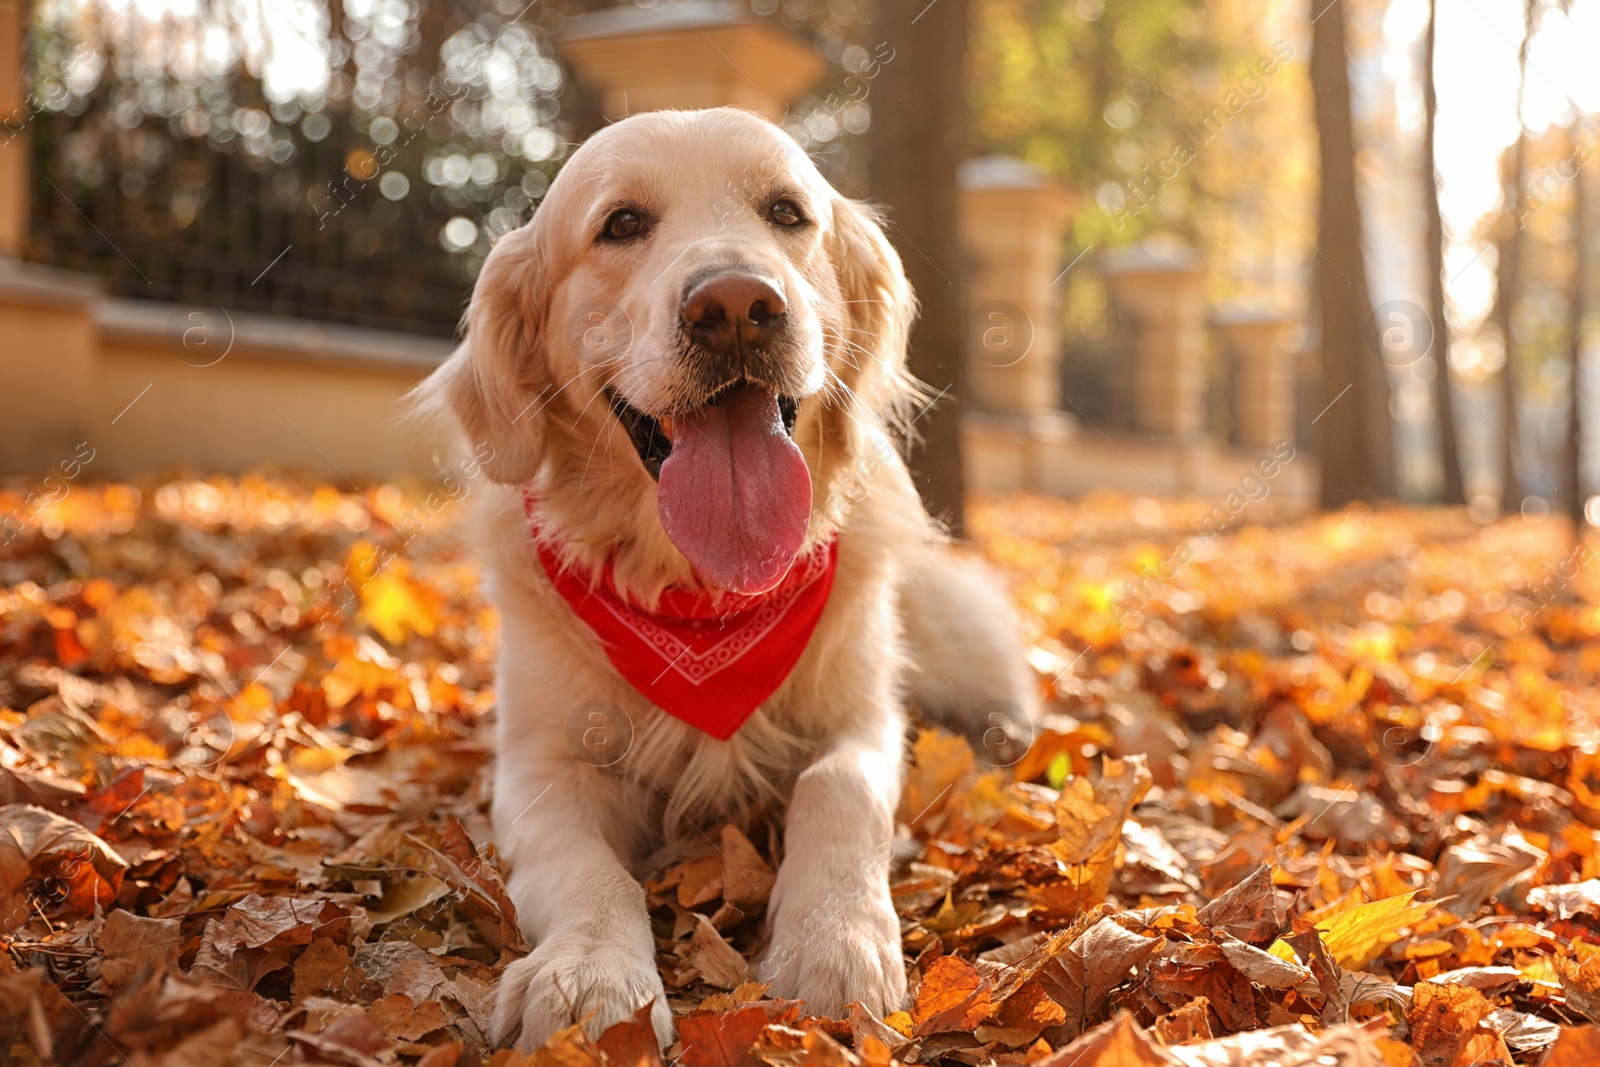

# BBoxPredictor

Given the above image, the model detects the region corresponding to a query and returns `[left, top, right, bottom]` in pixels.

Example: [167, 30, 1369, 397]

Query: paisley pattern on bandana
[522, 490, 838, 740]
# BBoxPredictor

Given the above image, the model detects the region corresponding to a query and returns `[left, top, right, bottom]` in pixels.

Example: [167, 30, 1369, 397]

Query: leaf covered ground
[5, 475, 1600, 1066]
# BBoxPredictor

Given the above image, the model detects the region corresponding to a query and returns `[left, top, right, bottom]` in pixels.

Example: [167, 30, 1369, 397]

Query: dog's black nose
[681, 272, 787, 355]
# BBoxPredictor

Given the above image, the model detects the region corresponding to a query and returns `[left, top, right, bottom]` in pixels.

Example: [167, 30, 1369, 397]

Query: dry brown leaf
[898, 729, 975, 827]
[1215, 935, 1311, 990]
[1048, 757, 1152, 909]
[1195, 867, 1280, 945]
[679, 1000, 802, 1067]
[670, 855, 726, 909]
[912, 955, 994, 1035]
[189, 917, 293, 992]
[1037, 1013, 1173, 1067]
[975, 980, 1067, 1047]
[689, 913, 752, 990]
[1145, 944, 1261, 1034]
[97, 910, 181, 993]
[210, 894, 359, 951]
[418, 1045, 467, 1067]
[1053, 757, 1152, 865]
[1035, 918, 1160, 1040]
[1529, 879, 1600, 921]
[1435, 833, 1546, 916]
[1450, 1029, 1512, 1067]
[1486, 1006, 1561, 1052]
[718, 825, 776, 909]
[1404, 982, 1492, 1067]
[288, 1011, 394, 1065]
[1151, 999, 1214, 1047]
[1544, 1026, 1600, 1067]
[596, 1001, 667, 1067]
[0, 803, 128, 916]
[1166, 1022, 1387, 1066]
[751, 1024, 861, 1067]
[1556, 954, 1600, 1022]
[367, 992, 456, 1040]
[849, 1001, 913, 1057]
[292, 936, 367, 1002]
[365, 873, 450, 926]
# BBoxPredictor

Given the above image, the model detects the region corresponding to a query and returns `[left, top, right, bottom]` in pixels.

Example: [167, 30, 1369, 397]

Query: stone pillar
[559, 2, 824, 123]
[1099, 242, 1207, 440]
[0, 0, 27, 258]
[958, 155, 1073, 416]
[1214, 307, 1296, 449]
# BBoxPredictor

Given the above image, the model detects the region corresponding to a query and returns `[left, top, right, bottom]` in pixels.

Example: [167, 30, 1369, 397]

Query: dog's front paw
[758, 897, 906, 1019]
[494, 932, 674, 1051]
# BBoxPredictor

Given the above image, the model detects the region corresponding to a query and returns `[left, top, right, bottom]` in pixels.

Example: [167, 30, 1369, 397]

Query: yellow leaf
[898, 729, 974, 825]
[1268, 939, 1300, 963]
[1522, 956, 1560, 990]
[344, 541, 439, 645]
[1316, 891, 1435, 969]
[359, 571, 438, 645]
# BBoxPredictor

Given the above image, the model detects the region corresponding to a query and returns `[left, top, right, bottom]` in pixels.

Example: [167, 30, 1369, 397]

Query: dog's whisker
[577, 409, 624, 492]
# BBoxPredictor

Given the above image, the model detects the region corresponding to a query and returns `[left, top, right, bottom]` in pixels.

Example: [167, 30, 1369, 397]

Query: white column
[1215, 308, 1296, 448]
[1100, 242, 1207, 441]
[559, 3, 823, 123]
[958, 155, 1073, 416]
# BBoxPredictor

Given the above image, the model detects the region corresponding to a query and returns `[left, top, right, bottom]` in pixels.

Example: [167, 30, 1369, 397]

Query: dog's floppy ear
[413, 222, 550, 484]
[826, 196, 918, 420]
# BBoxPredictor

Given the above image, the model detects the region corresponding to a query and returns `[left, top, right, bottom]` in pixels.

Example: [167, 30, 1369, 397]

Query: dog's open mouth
[608, 382, 810, 595]
[606, 382, 799, 479]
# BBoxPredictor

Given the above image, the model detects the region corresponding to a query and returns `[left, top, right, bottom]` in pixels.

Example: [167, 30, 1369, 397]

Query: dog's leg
[492, 758, 672, 1051]
[757, 720, 906, 1017]
[898, 546, 1038, 761]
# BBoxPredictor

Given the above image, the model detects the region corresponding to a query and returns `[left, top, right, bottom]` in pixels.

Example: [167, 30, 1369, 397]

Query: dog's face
[433, 108, 913, 594]
[549, 111, 835, 433]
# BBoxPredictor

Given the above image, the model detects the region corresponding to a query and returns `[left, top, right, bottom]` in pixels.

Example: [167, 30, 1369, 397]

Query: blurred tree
[1421, 0, 1464, 505]
[972, 0, 1315, 453]
[1495, 0, 1536, 513]
[1563, 118, 1588, 526]
[24, 0, 586, 330]
[866, 0, 969, 535]
[1310, 0, 1394, 506]
[970, 0, 1226, 248]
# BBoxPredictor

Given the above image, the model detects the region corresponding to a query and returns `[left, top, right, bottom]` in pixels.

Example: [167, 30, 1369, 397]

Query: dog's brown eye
[769, 200, 804, 227]
[603, 209, 644, 240]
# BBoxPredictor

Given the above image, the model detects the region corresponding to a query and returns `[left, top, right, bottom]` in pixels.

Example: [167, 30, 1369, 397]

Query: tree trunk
[1422, 0, 1465, 505]
[865, 0, 969, 535]
[1565, 122, 1588, 525]
[1497, 0, 1535, 514]
[1310, 0, 1395, 507]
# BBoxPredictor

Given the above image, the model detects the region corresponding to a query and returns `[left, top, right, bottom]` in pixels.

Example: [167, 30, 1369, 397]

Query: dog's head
[425, 107, 915, 594]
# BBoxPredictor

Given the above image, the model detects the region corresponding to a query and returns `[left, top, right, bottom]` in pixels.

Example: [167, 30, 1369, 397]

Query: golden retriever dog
[416, 106, 1035, 1051]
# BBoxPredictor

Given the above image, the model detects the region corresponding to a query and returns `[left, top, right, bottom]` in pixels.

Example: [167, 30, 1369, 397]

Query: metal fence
[25, 104, 488, 338]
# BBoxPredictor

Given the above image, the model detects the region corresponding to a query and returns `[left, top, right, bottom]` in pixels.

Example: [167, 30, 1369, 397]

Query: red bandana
[522, 492, 838, 741]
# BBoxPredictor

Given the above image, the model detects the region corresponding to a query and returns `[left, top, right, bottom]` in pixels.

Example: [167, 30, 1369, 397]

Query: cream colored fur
[412, 108, 1035, 1052]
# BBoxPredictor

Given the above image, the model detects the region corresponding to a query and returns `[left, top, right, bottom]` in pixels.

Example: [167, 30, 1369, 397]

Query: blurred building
[0, 0, 1313, 505]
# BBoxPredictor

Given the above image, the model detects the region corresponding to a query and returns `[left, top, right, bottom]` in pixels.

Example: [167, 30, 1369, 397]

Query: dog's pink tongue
[658, 386, 811, 594]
